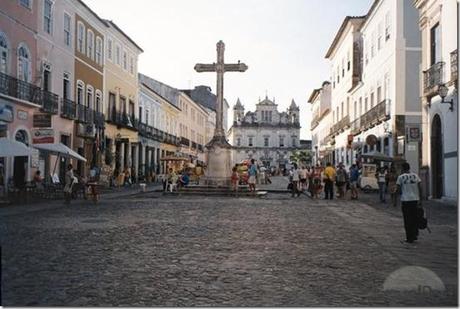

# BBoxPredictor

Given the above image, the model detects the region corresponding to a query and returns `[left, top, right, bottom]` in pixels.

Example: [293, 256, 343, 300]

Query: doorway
[431, 114, 443, 198]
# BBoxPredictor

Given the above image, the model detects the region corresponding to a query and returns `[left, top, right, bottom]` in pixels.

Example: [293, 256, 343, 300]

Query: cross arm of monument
[194, 63, 217, 72]
[224, 63, 248, 72]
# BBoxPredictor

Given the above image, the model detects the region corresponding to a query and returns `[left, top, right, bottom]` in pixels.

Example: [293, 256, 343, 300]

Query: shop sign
[33, 113, 52, 128]
[17, 110, 28, 120]
[32, 128, 54, 144]
[407, 125, 421, 142]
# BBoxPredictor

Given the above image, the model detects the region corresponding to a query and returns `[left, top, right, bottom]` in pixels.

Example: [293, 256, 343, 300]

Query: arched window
[87, 30, 94, 59]
[95, 90, 102, 113]
[77, 22, 85, 53]
[86, 85, 93, 109]
[0, 33, 9, 74]
[95, 37, 102, 64]
[17, 44, 31, 82]
[76, 80, 84, 105]
[15, 129, 29, 146]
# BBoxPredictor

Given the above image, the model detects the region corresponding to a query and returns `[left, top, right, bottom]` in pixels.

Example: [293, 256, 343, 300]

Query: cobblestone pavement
[0, 193, 457, 306]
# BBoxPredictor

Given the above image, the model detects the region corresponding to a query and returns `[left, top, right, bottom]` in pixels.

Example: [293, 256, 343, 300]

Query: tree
[290, 150, 312, 166]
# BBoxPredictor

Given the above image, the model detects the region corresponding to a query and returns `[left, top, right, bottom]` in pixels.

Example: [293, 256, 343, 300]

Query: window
[123, 51, 127, 70]
[129, 56, 134, 74]
[370, 92, 374, 108]
[353, 101, 357, 120]
[145, 109, 149, 125]
[364, 39, 369, 65]
[359, 97, 362, 115]
[64, 13, 71, 46]
[384, 72, 390, 99]
[44, 0, 53, 34]
[377, 22, 383, 50]
[264, 137, 269, 147]
[364, 97, 368, 112]
[292, 137, 297, 147]
[236, 137, 241, 147]
[377, 86, 382, 103]
[129, 100, 135, 119]
[342, 58, 345, 77]
[17, 44, 31, 82]
[0, 34, 9, 74]
[138, 106, 143, 123]
[108, 92, 116, 120]
[77, 22, 85, 53]
[248, 137, 253, 147]
[95, 37, 102, 64]
[346, 98, 349, 116]
[115, 44, 120, 65]
[341, 102, 344, 118]
[371, 31, 375, 58]
[63, 72, 70, 100]
[107, 39, 112, 61]
[43, 65, 51, 91]
[77, 81, 84, 105]
[385, 12, 391, 41]
[279, 136, 284, 147]
[86, 86, 93, 108]
[87, 30, 94, 59]
[347, 51, 351, 71]
[19, 0, 31, 8]
[95, 91, 102, 113]
[430, 23, 441, 65]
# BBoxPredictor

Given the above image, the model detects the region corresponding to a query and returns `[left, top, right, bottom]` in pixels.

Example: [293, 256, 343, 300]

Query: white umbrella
[0, 138, 34, 157]
[33, 143, 87, 162]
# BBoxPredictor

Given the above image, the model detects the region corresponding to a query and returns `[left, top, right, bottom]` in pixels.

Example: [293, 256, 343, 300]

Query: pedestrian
[231, 165, 239, 192]
[376, 166, 387, 203]
[64, 164, 75, 204]
[307, 166, 314, 197]
[349, 164, 359, 200]
[323, 162, 336, 200]
[291, 163, 300, 197]
[313, 164, 322, 199]
[396, 162, 422, 244]
[335, 163, 348, 199]
[387, 164, 398, 207]
[299, 165, 308, 192]
[248, 159, 257, 192]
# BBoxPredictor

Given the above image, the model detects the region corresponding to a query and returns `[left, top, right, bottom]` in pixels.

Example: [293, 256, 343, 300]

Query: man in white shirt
[396, 162, 422, 244]
[291, 164, 300, 197]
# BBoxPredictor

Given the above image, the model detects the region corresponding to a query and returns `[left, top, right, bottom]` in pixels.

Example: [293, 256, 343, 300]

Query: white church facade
[227, 96, 301, 169]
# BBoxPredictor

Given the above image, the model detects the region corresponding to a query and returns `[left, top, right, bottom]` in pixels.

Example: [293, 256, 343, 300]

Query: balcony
[76, 104, 94, 124]
[311, 113, 320, 130]
[138, 122, 147, 136]
[191, 141, 197, 149]
[451, 50, 458, 85]
[0, 72, 42, 106]
[198, 144, 204, 152]
[350, 117, 361, 136]
[337, 115, 350, 133]
[423, 62, 444, 96]
[360, 100, 390, 131]
[60, 98, 77, 120]
[94, 111, 105, 129]
[181, 137, 190, 146]
[41, 90, 59, 114]
[108, 112, 138, 131]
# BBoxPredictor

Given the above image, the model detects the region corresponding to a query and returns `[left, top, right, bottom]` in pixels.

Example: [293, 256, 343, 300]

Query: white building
[228, 96, 301, 169]
[308, 81, 333, 165]
[325, 0, 422, 174]
[414, 0, 458, 200]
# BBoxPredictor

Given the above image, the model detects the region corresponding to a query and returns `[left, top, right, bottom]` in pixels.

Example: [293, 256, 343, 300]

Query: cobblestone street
[0, 190, 457, 306]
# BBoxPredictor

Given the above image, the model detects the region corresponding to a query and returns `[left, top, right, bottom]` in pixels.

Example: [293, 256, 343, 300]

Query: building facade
[228, 96, 301, 168]
[308, 81, 332, 165]
[414, 0, 458, 199]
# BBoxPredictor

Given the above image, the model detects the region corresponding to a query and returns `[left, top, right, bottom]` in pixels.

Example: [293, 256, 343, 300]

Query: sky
[84, 0, 373, 139]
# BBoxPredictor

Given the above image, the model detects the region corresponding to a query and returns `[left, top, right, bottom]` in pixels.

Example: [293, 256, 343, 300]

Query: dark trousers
[324, 179, 334, 199]
[401, 201, 419, 242]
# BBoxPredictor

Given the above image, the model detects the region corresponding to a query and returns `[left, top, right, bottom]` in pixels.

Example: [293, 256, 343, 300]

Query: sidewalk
[0, 183, 162, 217]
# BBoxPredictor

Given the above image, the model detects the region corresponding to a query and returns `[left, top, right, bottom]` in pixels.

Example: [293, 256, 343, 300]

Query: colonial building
[228, 96, 301, 169]
[103, 19, 143, 183]
[308, 81, 333, 165]
[323, 0, 422, 173]
[72, 1, 106, 178]
[414, 0, 458, 200]
[0, 0, 41, 187]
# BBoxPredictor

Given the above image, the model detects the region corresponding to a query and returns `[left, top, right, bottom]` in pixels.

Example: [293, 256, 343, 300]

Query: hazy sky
[84, 0, 373, 138]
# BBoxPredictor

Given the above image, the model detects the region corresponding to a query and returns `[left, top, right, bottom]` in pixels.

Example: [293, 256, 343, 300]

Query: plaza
[0, 183, 457, 306]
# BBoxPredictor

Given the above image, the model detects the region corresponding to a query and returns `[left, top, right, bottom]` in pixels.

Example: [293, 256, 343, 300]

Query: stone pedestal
[201, 135, 232, 187]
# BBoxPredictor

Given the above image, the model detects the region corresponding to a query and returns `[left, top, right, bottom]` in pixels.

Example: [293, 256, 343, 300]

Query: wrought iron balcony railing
[94, 111, 105, 129]
[360, 99, 390, 131]
[451, 50, 458, 84]
[181, 137, 190, 146]
[0, 72, 42, 106]
[191, 141, 197, 149]
[41, 90, 59, 114]
[337, 115, 350, 132]
[423, 62, 444, 96]
[60, 98, 77, 120]
[76, 104, 94, 124]
[198, 144, 204, 152]
[350, 117, 361, 136]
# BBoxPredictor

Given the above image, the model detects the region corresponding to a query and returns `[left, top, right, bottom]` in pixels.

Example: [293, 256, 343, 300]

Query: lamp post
[438, 84, 454, 111]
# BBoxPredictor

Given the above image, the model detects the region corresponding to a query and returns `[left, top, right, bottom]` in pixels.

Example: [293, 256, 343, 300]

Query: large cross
[194, 40, 248, 140]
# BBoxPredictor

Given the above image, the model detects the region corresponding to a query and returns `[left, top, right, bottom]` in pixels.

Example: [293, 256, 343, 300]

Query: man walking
[349, 164, 359, 200]
[396, 162, 422, 244]
[323, 162, 336, 200]
[291, 164, 301, 197]
[248, 159, 257, 192]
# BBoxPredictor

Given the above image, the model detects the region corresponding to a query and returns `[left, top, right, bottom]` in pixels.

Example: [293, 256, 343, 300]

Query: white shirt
[292, 169, 300, 181]
[396, 172, 421, 202]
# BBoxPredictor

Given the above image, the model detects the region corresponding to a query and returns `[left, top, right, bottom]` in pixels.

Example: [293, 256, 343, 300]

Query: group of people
[163, 168, 190, 191]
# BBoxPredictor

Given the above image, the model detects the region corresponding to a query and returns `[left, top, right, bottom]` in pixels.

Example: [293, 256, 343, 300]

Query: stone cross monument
[194, 40, 248, 185]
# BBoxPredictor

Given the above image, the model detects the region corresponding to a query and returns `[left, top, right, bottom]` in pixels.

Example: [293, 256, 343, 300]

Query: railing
[451, 50, 458, 84]
[0, 72, 42, 106]
[60, 98, 77, 120]
[337, 115, 350, 132]
[42, 90, 59, 114]
[76, 104, 94, 124]
[108, 112, 138, 130]
[181, 137, 190, 146]
[94, 111, 105, 129]
[360, 100, 389, 131]
[423, 62, 444, 96]
[198, 144, 204, 152]
[191, 141, 197, 149]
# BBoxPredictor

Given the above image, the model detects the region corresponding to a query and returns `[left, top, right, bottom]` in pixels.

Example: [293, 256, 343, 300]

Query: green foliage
[290, 150, 312, 165]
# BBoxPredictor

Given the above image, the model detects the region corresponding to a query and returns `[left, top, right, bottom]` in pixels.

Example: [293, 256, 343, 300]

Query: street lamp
[438, 84, 454, 111]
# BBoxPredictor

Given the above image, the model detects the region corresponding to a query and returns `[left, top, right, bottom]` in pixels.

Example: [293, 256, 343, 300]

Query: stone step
[163, 190, 267, 197]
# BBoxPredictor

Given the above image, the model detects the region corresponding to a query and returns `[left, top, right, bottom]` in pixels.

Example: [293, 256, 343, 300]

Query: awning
[33, 143, 87, 162]
[0, 138, 35, 157]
